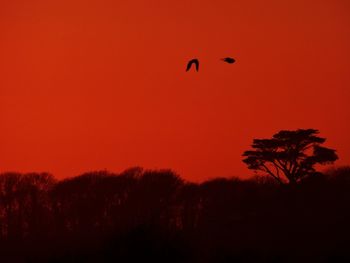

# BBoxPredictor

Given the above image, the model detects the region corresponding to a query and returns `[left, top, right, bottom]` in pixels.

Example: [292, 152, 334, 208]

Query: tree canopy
[242, 129, 338, 184]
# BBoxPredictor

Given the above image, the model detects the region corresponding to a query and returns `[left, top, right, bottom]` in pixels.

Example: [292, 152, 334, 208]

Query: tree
[242, 129, 338, 184]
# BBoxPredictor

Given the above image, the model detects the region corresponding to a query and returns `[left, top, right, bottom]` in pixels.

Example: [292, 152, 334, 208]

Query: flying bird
[186, 58, 199, 72]
[221, 57, 235, 64]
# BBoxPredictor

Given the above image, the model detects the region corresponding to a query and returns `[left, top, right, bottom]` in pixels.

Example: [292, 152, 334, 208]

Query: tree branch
[261, 164, 284, 184]
[272, 162, 281, 180]
[275, 159, 292, 182]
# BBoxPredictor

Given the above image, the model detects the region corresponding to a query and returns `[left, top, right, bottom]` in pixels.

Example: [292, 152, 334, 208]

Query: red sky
[1, 0, 350, 181]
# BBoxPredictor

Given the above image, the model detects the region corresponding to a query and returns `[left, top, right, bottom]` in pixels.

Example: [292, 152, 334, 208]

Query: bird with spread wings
[186, 58, 199, 72]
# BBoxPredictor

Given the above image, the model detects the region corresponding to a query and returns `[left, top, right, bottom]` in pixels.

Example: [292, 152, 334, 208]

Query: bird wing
[194, 59, 199, 71]
[186, 60, 193, 71]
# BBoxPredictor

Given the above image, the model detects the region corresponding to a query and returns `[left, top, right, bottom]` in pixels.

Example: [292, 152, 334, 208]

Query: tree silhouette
[0, 167, 350, 262]
[242, 129, 338, 184]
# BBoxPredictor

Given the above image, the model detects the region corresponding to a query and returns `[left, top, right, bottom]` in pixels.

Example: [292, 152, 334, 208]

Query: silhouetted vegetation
[0, 166, 349, 262]
[243, 129, 338, 184]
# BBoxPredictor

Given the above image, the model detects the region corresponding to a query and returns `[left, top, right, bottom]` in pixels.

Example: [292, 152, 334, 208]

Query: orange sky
[1, 0, 350, 181]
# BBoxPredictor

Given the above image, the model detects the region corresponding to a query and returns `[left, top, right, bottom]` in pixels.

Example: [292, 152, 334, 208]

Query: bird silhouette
[186, 59, 199, 72]
[221, 57, 235, 64]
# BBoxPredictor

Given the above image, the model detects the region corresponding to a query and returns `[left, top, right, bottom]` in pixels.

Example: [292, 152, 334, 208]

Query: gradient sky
[1, 0, 349, 181]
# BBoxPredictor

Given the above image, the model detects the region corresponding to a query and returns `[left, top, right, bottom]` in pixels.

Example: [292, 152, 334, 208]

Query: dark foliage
[0, 167, 349, 262]
[243, 129, 338, 184]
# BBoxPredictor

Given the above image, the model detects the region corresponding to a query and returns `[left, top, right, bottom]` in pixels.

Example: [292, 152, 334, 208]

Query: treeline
[0, 167, 349, 262]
